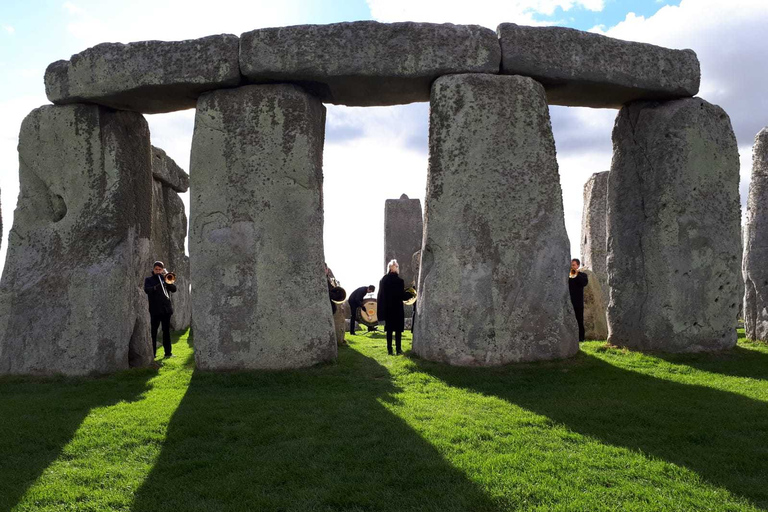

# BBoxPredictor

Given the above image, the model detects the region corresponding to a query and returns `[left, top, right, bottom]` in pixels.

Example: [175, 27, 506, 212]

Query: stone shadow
[0, 364, 156, 510]
[411, 351, 768, 509]
[656, 344, 768, 382]
[130, 345, 502, 512]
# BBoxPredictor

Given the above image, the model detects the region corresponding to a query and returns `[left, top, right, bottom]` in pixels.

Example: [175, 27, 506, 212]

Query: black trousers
[349, 303, 362, 333]
[572, 302, 585, 342]
[386, 330, 402, 354]
[151, 314, 172, 357]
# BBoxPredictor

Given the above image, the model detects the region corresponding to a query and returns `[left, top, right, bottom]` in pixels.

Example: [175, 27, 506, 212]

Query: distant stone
[607, 97, 741, 352]
[581, 171, 609, 279]
[333, 306, 347, 346]
[45, 35, 241, 114]
[152, 146, 189, 193]
[190, 84, 336, 370]
[240, 21, 501, 106]
[743, 128, 768, 341]
[497, 23, 700, 108]
[384, 194, 423, 288]
[414, 74, 578, 366]
[0, 104, 153, 376]
[581, 269, 608, 341]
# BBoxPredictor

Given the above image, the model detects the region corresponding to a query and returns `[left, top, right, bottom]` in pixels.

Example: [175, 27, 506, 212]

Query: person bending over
[348, 284, 375, 335]
[144, 261, 177, 359]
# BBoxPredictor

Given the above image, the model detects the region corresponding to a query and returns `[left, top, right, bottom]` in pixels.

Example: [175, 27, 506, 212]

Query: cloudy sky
[0, 0, 766, 290]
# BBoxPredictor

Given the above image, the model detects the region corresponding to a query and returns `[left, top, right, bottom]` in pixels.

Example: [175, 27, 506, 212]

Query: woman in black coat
[377, 259, 409, 355]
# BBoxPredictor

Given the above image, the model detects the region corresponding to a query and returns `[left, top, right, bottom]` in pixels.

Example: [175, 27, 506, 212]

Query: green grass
[1, 328, 767, 511]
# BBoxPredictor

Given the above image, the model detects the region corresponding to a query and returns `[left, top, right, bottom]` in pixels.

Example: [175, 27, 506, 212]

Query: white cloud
[2, 25, 15, 35]
[367, 0, 604, 28]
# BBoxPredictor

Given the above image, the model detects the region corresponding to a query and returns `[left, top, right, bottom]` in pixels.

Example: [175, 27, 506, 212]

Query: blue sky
[0, 0, 764, 289]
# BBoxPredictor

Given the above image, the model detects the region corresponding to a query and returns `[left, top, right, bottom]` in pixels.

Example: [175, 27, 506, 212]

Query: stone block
[743, 128, 768, 340]
[384, 194, 423, 288]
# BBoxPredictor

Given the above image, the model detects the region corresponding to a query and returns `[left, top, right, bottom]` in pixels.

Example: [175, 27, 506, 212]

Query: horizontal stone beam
[498, 23, 700, 108]
[45, 35, 241, 114]
[151, 146, 189, 193]
[239, 21, 501, 106]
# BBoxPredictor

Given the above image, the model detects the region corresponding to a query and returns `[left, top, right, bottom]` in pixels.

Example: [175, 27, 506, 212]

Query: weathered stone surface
[333, 306, 346, 345]
[384, 194, 423, 288]
[190, 84, 335, 370]
[498, 23, 700, 108]
[0, 104, 153, 376]
[581, 171, 609, 279]
[152, 146, 189, 192]
[607, 97, 741, 352]
[45, 35, 241, 114]
[581, 269, 608, 341]
[414, 74, 578, 366]
[743, 128, 768, 341]
[240, 22, 501, 106]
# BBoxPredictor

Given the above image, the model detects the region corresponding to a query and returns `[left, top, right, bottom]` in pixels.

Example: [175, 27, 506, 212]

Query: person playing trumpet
[568, 258, 589, 342]
[144, 260, 177, 359]
[378, 259, 411, 355]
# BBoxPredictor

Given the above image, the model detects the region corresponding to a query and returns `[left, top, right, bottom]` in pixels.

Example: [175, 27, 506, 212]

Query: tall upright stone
[414, 74, 578, 366]
[0, 104, 153, 376]
[607, 98, 741, 352]
[580, 171, 609, 340]
[384, 194, 423, 287]
[149, 147, 191, 332]
[190, 84, 336, 370]
[743, 128, 768, 341]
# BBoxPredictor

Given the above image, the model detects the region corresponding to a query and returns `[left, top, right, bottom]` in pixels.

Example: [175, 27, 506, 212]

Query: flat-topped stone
[498, 23, 700, 108]
[240, 21, 501, 106]
[743, 128, 768, 341]
[45, 34, 241, 114]
[152, 146, 189, 192]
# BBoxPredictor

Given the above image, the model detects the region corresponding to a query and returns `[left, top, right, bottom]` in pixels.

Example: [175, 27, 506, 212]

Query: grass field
[1, 328, 767, 511]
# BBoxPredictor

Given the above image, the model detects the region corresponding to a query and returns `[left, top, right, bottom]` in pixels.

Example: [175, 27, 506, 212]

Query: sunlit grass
[1, 327, 766, 511]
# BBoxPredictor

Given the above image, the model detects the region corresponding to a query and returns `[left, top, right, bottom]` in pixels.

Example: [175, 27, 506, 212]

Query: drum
[356, 297, 378, 327]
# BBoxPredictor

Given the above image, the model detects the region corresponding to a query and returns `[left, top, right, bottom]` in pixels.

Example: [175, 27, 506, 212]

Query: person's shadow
[410, 350, 768, 509]
[130, 344, 502, 512]
[0, 360, 156, 511]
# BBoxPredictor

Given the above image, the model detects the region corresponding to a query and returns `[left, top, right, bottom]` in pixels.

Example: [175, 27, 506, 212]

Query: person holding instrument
[347, 284, 375, 335]
[144, 260, 177, 359]
[377, 259, 410, 355]
[568, 258, 589, 342]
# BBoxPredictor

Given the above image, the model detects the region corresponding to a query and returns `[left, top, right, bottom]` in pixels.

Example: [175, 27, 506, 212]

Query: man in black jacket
[568, 258, 589, 342]
[347, 285, 375, 334]
[144, 261, 177, 359]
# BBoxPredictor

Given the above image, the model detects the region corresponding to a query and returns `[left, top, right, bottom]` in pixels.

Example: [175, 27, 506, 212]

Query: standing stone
[0, 104, 153, 376]
[743, 128, 768, 340]
[384, 194, 423, 288]
[149, 147, 191, 332]
[190, 84, 336, 370]
[333, 307, 346, 346]
[414, 74, 578, 366]
[580, 171, 609, 340]
[607, 98, 741, 352]
[581, 269, 608, 341]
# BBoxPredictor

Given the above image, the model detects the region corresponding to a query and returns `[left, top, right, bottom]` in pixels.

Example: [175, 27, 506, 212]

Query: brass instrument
[329, 277, 347, 304]
[403, 287, 417, 306]
[163, 271, 176, 285]
[569, 269, 578, 279]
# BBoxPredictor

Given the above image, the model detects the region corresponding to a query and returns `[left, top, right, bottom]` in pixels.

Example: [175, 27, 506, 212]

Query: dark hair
[571, 258, 580, 266]
[153, 261, 165, 269]
[368, 285, 375, 291]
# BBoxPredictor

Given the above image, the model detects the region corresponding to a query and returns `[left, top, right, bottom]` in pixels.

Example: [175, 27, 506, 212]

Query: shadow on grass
[130, 346, 501, 512]
[412, 351, 768, 509]
[655, 344, 768, 381]
[0, 352, 158, 511]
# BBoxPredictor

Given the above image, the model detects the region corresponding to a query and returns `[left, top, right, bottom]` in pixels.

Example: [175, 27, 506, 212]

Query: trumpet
[403, 287, 417, 306]
[163, 270, 176, 285]
[328, 277, 347, 304]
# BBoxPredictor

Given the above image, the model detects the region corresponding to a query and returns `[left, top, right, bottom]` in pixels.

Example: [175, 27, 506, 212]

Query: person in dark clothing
[144, 261, 177, 358]
[378, 260, 410, 355]
[568, 258, 589, 342]
[347, 285, 375, 334]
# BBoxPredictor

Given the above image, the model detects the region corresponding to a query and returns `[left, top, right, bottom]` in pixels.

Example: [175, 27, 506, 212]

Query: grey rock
[152, 146, 189, 193]
[413, 74, 578, 366]
[581, 268, 608, 341]
[45, 35, 241, 114]
[0, 104, 153, 376]
[743, 128, 768, 340]
[607, 97, 741, 352]
[333, 306, 346, 345]
[384, 194, 423, 288]
[190, 84, 336, 370]
[580, 171, 609, 279]
[498, 23, 700, 108]
[240, 21, 501, 106]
